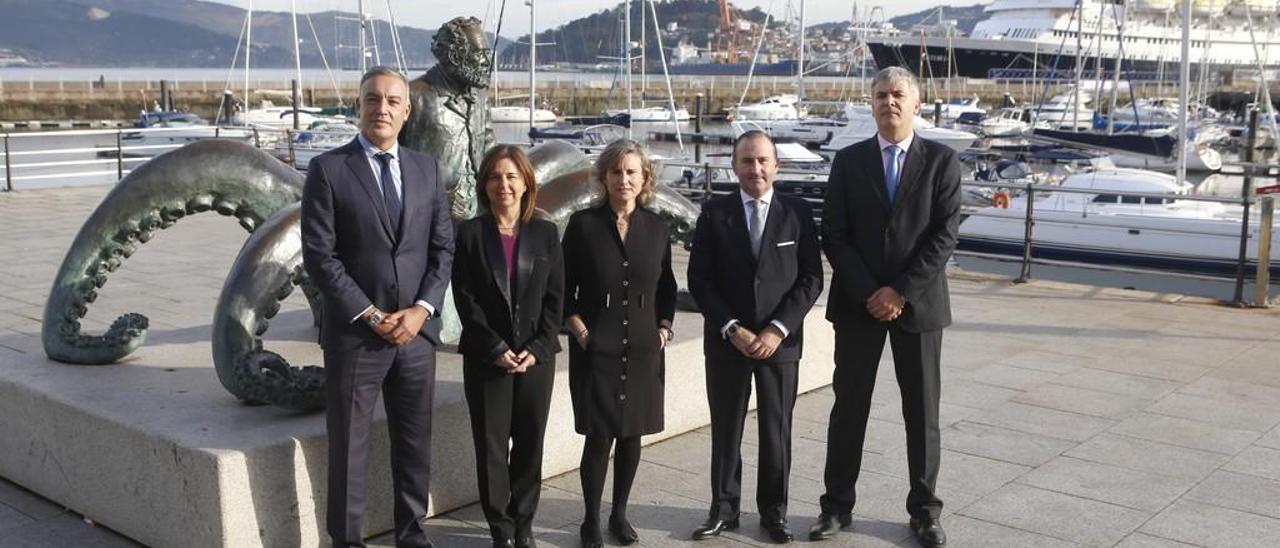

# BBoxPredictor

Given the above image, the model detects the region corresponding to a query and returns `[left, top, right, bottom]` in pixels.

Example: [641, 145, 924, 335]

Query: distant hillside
[0, 0, 472, 68]
[500, 0, 771, 66]
[889, 4, 990, 36]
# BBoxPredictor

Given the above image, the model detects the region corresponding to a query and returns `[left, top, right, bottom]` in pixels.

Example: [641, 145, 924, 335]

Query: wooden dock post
[1256, 196, 1275, 307]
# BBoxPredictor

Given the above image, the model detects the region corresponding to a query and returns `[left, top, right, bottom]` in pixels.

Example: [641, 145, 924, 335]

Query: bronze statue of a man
[401, 16, 495, 221]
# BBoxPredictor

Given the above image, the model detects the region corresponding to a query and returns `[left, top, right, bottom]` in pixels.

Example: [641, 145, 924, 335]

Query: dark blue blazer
[822, 136, 962, 333]
[687, 192, 824, 364]
[301, 138, 455, 349]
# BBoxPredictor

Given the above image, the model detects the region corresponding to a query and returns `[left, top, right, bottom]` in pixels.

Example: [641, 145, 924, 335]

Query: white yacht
[959, 165, 1278, 276]
[490, 105, 558, 123]
[608, 106, 692, 123]
[821, 103, 979, 152]
[729, 95, 805, 121]
[867, 0, 1280, 79]
[980, 107, 1032, 137]
[1031, 91, 1096, 132]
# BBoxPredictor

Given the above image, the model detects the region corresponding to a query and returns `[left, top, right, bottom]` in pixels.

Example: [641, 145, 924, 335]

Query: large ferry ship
[867, 0, 1280, 80]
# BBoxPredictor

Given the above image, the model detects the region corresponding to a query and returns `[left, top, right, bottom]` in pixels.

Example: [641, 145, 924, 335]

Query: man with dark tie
[807, 67, 961, 548]
[687, 130, 824, 545]
[301, 66, 455, 548]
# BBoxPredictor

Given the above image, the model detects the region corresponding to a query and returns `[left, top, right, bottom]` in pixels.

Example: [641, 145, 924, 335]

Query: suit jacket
[821, 135, 962, 333]
[301, 138, 456, 350]
[452, 215, 564, 372]
[688, 192, 824, 364]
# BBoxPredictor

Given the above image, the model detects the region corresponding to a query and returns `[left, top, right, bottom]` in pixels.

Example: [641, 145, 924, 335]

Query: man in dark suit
[301, 66, 455, 548]
[807, 67, 961, 548]
[687, 131, 824, 545]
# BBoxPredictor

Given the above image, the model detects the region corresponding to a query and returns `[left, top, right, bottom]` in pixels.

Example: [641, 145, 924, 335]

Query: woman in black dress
[563, 139, 678, 548]
[453, 145, 565, 548]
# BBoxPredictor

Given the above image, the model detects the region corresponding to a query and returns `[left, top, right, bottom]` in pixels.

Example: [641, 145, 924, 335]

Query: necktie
[748, 199, 766, 259]
[375, 152, 402, 234]
[885, 145, 902, 206]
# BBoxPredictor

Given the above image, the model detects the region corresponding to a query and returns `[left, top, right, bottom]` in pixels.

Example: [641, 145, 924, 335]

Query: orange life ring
[992, 191, 1011, 209]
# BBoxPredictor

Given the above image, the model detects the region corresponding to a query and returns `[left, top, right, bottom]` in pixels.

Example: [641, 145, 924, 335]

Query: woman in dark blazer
[453, 145, 565, 548]
[563, 139, 677, 548]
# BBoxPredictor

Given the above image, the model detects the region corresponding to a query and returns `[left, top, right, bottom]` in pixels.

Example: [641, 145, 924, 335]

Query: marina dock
[0, 184, 1278, 546]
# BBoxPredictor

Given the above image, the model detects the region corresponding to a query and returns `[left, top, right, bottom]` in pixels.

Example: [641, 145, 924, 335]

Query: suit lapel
[724, 197, 758, 268]
[860, 139, 892, 212]
[480, 216, 513, 312]
[892, 138, 927, 212]
[397, 150, 418, 243]
[342, 140, 395, 243]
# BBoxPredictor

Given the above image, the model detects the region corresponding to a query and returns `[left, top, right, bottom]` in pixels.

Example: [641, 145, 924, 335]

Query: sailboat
[489, 0, 558, 125]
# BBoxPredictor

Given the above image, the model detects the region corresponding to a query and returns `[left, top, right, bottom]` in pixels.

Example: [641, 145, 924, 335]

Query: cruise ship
[867, 0, 1280, 80]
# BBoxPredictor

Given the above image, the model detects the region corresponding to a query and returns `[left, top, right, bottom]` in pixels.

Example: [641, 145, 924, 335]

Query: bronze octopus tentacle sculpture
[42, 140, 303, 365]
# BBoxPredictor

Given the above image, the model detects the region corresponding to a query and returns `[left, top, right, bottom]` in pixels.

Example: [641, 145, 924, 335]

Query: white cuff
[415, 300, 435, 318]
[719, 319, 739, 339]
[769, 320, 790, 339]
[351, 304, 375, 324]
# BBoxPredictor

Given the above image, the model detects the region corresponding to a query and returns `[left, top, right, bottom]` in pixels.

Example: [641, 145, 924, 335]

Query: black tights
[579, 434, 641, 525]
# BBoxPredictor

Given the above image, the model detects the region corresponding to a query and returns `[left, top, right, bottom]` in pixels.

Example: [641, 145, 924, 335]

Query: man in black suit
[301, 66, 455, 548]
[807, 67, 961, 548]
[687, 131, 824, 545]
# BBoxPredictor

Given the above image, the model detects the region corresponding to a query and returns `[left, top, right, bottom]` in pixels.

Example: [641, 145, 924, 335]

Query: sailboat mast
[291, 0, 302, 103]
[245, 0, 253, 110]
[798, 0, 806, 102]
[530, 0, 537, 130]
[625, 0, 634, 138]
[357, 0, 366, 73]
[1176, 0, 1190, 184]
[1073, 0, 1083, 132]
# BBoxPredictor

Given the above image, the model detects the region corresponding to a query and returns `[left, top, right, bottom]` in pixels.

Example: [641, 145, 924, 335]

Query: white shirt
[720, 188, 790, 341]
[876, 131, 915, 181]
[356, 133, 403, 202]
[350, 133, 434, 323]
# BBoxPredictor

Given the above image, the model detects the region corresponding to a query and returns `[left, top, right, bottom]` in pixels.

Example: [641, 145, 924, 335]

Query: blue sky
[206, 1, 944, 35]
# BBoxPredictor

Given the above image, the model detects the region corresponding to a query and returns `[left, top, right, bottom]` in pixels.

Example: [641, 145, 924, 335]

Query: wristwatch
[724, 323, 739, 339]
[364, 309, 386, 328]
[662, 327, 674, 343]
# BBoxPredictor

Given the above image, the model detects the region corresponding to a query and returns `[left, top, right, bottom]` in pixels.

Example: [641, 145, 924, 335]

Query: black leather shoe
[491, 540, 514, 548]
[762, 521, 794, 544]
[514, 536, 536, 548]
[909, 517, 947, 547]
[807, 513, 853, 541]
[691, 516, 740, 540]
[608, 515, 639, 545]
[579, 521, 603, 548]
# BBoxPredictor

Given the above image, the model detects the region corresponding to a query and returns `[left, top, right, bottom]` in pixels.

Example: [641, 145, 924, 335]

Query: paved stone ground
[2, 185, 1280, 547]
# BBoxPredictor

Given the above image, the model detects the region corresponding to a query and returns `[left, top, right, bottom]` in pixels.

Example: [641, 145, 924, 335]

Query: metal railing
[0, 125, 361, 191]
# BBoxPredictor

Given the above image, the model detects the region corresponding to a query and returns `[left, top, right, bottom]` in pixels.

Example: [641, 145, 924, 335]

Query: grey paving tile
[1049, 367, 1183, 400]
[969, 363, 1063, 391]
[1185, 470, 1280, 520]
[941, 421, 1076, 467]
[1108, 412, 1260, 455]
[1017, 456, 1197, 512]
[1258, 426, 1280, 450]
[1179, 376, 1280, 407]
[0, 480, 66, 521]
[1064, 433, 1228, 481]
[969, 401, 1117, 442]
[1012, 383, 1152, 420]
[1221, 446, 1280, 482]
[1112, 532, 1202, 548]
[959, 483, 1149, 547]
[937, 378, 1022, 410]
[0, 513, 142, 548]
[1145, 392, 1280, 433]
[1140, 500, 1280, 548]
[931, 450, 1031, 498]
[0, 502, 36, 532]
[993, 348, 1094, 375]
[942, 515, 1083, 548]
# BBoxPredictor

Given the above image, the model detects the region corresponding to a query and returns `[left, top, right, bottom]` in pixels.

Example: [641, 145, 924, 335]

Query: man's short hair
[732, 130, 779, 165]
[871, 67, 920, 97]
[359, 66, 409, 93]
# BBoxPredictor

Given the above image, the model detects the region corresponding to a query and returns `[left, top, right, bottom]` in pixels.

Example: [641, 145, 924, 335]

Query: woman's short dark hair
[594, 139, 657, 206]
[476, 145, 538, 222]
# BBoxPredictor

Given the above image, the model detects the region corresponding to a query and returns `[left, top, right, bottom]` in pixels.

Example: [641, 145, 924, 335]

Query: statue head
[432, 17, 492, 90]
